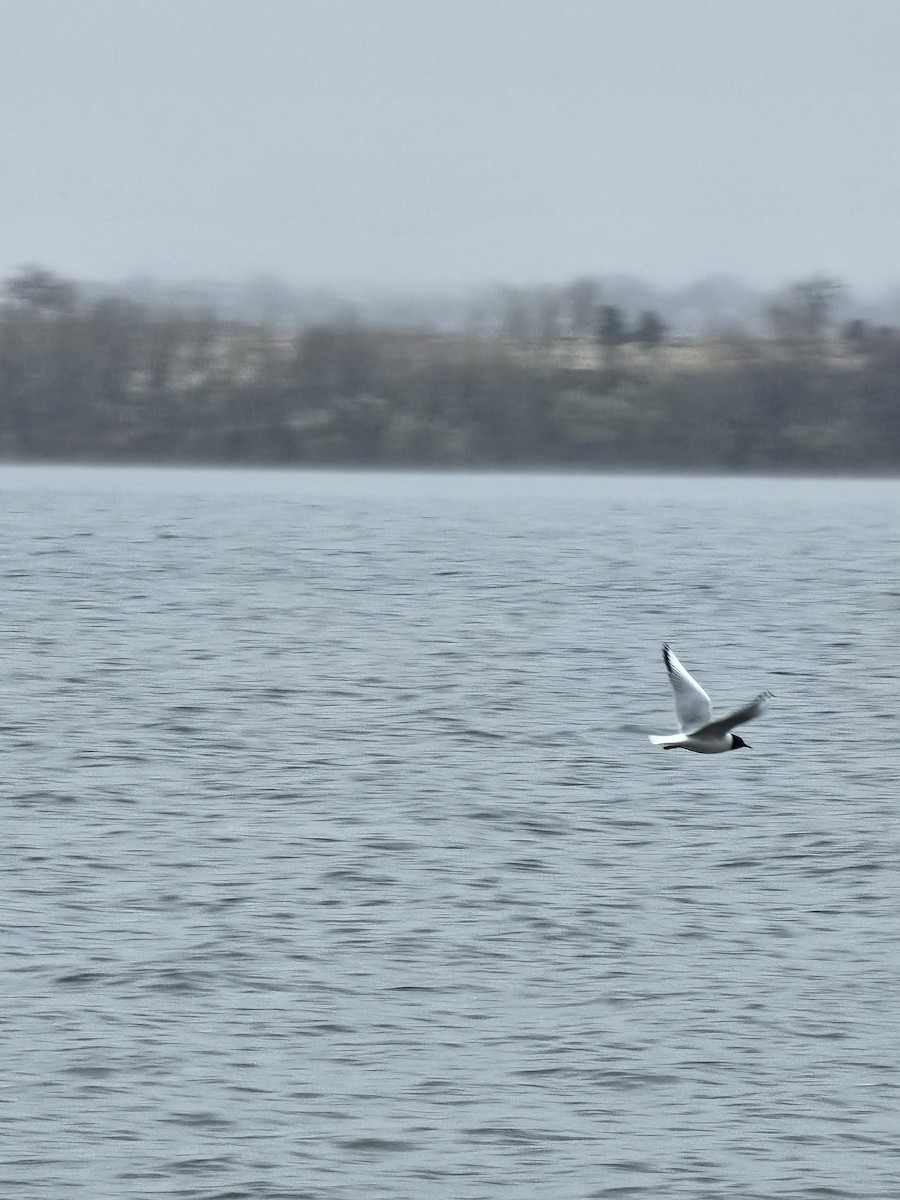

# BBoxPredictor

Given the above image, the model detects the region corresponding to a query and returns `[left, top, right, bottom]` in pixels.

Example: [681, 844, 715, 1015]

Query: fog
[2, 0, 899, 290]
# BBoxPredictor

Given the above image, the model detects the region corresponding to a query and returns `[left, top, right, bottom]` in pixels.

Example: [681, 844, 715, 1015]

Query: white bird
[649, 643, 772, 753]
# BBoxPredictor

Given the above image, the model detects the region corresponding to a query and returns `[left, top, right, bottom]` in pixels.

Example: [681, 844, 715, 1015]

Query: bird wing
[663, 643, 713, 732]
[693, 691, 772, 738]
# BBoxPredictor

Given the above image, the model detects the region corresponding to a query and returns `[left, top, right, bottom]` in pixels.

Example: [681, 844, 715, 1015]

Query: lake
[2, 465, 899, 1199]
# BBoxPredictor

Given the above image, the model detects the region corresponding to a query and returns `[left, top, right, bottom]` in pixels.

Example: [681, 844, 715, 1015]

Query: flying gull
[649, 643, 771, 753]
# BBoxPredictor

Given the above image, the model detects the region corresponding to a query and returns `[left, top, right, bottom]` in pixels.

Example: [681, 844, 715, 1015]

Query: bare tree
[766, 277, 843, 345]
[563, 277, 601, 337]
[4, 265, 78, 313]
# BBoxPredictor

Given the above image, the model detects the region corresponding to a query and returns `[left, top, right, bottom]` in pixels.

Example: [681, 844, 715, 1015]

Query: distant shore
[2, 272, 898, 472]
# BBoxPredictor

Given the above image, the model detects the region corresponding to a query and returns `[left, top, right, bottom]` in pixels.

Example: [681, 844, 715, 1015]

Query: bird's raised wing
[693, 691, 772, 739]
[663, 643, 713, 732]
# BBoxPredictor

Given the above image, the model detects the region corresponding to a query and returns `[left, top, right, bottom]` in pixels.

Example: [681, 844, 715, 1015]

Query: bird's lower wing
[693, 691, 772, 738]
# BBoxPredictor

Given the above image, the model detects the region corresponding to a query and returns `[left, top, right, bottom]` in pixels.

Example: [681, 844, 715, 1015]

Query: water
[2, 465, 899, 1199]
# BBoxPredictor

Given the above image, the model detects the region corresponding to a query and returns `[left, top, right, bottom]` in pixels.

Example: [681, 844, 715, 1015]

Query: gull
[649, 643, 772, 753]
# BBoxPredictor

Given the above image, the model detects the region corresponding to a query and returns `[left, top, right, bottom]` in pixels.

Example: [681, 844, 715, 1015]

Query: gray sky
[2, 0, 898, 290]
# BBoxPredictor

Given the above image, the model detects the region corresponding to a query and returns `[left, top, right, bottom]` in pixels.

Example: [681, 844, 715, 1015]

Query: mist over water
[2, 466, 899, 1199]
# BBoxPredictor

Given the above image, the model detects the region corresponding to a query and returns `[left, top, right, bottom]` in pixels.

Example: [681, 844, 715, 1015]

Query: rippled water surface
[2, 465, 899, 1199]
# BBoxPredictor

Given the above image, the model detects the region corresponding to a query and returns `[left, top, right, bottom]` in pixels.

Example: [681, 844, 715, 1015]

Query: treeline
[1, 266, 899, 470]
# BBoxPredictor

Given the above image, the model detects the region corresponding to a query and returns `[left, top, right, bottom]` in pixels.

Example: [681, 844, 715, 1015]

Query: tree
[4, 265, 78, 313]
[766, 277, 843, 345]
[596, 304, 627, 373]
[563, 277, 601, 337]
[597, 304, 625, 343]
[634, 309, 666, 351]
[534, 287, 562, 343]
[842, 317, 869, 348]
[499, 288, 532, 340]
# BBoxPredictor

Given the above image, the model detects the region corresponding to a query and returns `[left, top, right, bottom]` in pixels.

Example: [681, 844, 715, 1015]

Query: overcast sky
[2, 0, 898, 291]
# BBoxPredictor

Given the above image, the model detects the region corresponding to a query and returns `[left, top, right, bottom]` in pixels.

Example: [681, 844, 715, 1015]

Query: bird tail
[648, 733, 685, 747]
